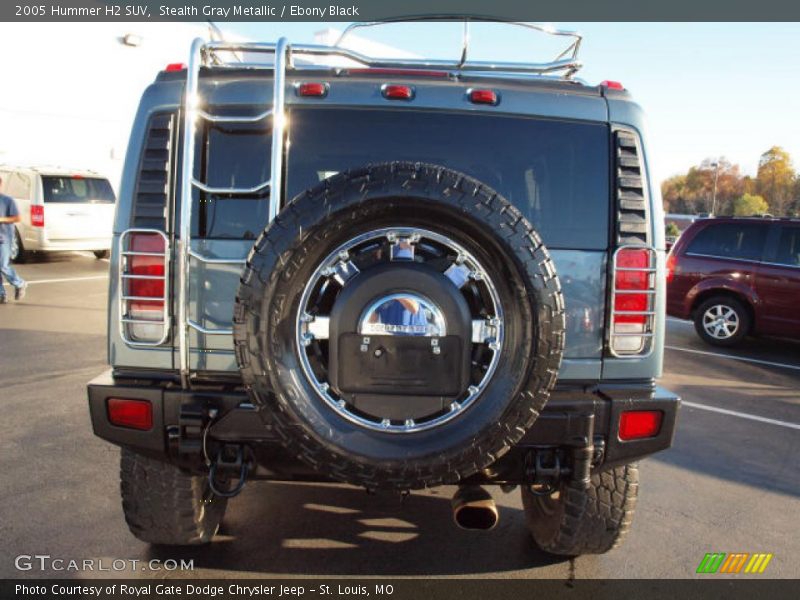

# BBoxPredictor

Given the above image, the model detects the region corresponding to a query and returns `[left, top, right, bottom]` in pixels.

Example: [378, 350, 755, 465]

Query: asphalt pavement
[1, 253, 798, 580]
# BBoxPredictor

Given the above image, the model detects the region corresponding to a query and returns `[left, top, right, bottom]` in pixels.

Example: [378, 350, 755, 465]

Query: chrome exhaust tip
[451, 485, 499, 531]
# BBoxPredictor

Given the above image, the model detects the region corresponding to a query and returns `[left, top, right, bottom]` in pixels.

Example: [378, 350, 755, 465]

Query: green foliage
[662, 148, 799, 217]
[665, 222, 681, 237]
[733, 193, 770, 216]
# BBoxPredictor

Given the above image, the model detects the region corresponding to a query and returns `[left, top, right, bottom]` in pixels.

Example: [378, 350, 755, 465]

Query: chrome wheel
[295, 227, 504, 434]
[702, 304, 740, 340]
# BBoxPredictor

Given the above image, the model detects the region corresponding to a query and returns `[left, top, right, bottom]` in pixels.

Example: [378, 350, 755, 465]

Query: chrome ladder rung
[121, 317, 168, 325]
[187, 249, 247, 265]
[188, 320, 233, 336]
[197, 108, 273, 123]
[191, 178, 271, 195]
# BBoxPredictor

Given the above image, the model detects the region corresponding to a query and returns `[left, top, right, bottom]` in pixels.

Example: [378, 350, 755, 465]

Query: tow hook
[526, 450, 568, 496]
[526, 441, 595, 496]
[208, 444, 250, 498]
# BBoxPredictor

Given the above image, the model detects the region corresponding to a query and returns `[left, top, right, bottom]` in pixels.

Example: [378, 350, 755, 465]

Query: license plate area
[337, 334, 463, 396]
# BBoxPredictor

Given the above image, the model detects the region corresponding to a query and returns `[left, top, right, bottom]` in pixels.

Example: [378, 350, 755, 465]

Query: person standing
[0, 175, 27, 303]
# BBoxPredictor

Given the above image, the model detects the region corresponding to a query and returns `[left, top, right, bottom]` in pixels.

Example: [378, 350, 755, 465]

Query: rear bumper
[88, 370, 679, 481]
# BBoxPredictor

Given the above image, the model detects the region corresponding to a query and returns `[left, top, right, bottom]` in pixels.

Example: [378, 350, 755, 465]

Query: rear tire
[93, 250, 110, 259]
[120, 448, 227, 545]
[234, 162, 565, 491]
[693, 296, 750, 347]
[521, 463, 639, 556]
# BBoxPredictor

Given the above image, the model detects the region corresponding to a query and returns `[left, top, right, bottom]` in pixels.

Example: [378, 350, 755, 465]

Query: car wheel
[694, 296, 751, 347]
[234, 162, 566, 490]
[11, 229, 30, 263]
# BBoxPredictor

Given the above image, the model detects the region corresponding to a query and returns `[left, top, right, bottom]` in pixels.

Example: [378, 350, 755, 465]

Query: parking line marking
[26, 275, 109, 285]
[682, 401, 800, 431]
[665, 345, 800, 372]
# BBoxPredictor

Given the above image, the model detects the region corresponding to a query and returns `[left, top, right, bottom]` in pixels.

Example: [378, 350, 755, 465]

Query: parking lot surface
[1, 254, 798, 579]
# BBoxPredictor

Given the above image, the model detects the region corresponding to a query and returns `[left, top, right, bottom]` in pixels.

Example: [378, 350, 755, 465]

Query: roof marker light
[468, 89, 499, 105]
[296, 82, 329, 97]
[601, 80, 625, 90]
[164, 63, 187, 72]
[382, 84, 414, 101]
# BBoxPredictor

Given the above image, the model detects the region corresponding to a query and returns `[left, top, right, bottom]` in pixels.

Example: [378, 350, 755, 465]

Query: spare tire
[233, 162, 565, 490]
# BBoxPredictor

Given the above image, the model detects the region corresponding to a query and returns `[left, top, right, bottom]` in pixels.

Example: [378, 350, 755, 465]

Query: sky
[225, 21, 800, 183]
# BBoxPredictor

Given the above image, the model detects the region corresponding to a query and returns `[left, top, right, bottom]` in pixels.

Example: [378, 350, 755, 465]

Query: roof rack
[204, 17, 583, 78]
[172, 19, 583, 387]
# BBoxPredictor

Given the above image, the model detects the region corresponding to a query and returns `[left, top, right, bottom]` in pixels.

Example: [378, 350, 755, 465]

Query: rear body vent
[614, 129, 649, 245]
[131, 112, 175, 230]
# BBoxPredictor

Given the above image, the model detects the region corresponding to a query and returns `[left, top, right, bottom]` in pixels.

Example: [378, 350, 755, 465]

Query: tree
[733, 193, 770, 217]
[665, 222, 681, 238]
[661, 158, 743, 215]
[756, 146, 795, 216]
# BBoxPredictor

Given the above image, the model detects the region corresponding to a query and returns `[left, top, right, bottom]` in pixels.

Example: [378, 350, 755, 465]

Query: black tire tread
[523, 463, 639, 556]
[234, 162, 565, 490]
[119, 448, 226, 545]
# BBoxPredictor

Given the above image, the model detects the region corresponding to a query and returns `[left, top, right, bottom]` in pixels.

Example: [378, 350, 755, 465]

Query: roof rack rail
[203, 17, 583, 78]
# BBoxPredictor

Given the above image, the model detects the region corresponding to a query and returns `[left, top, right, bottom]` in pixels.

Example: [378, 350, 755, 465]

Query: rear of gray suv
[88, 25, 679, 555]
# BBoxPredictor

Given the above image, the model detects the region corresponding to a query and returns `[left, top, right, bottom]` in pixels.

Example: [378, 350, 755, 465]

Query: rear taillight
[619, 410, 662, 441]
[666, 252, 677, 284]
[120, 230, 169, 345]
[610, 247, 656, 356]
[107, 398, 153, 430]
[31, 205, 44, 227]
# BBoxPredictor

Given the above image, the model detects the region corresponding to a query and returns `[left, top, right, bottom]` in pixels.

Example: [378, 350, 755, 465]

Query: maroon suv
[667, 217, 800, 346]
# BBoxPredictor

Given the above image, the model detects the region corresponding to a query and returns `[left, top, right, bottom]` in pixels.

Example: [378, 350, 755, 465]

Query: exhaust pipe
[451, 485, 499, 531]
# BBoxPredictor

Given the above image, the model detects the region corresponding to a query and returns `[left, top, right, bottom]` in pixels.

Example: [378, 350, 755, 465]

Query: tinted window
[686, 222, 768, 261]
[775, 226, 800, 267]
[42, 176, 115, 203]
[192, 120, 271, 239]
[286, 109, 610, 250]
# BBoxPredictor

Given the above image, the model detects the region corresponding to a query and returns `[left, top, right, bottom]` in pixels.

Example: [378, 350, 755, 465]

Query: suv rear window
[288, 109, 610, 250]
[42, 176, 115, 204]
[686, 222, 768, 261]
[193, 108, 611, 249]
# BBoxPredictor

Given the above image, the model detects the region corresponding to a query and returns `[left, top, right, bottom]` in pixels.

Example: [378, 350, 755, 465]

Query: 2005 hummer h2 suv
[87, 21, 680, 556]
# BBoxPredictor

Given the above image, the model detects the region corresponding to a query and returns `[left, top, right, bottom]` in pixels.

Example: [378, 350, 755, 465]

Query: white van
[0, 166, 116, 262]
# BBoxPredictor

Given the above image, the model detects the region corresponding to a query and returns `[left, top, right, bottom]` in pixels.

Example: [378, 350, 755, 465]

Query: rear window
[288, 109, 610, 250]
[192, 108, 611, 249]
[686, 222, 769, 261]
[42, 176, 115, 204]
[775, 226, 800, 267]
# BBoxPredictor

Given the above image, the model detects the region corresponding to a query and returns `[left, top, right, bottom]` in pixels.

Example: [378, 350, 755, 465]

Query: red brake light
[128, 233, 165, 305]
[164, 63, 187, 72]
[468, 89, 499, 105]
[296, 82, 328, 97]
[31, 205, 44, 227]
[614, 248, 650, 324]
[382, 84, 414, 100]
[601, 80, 625, 90]
[619, 410, 662, 441]
[108, 398, 153, 431]
[666, 252, 677, 284]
